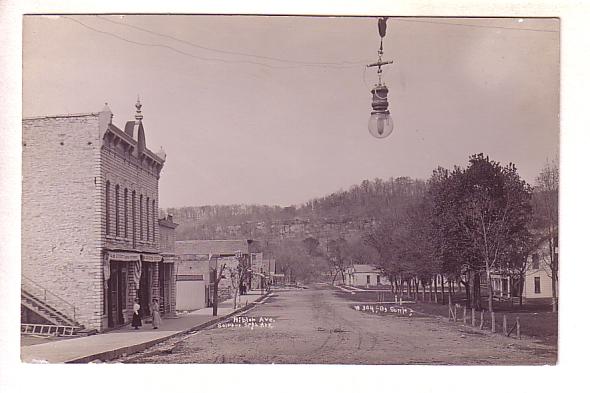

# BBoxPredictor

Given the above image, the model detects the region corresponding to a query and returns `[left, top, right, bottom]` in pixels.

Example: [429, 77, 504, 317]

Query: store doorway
[138, 263, 153, 318]
[107, 263, 126, 328]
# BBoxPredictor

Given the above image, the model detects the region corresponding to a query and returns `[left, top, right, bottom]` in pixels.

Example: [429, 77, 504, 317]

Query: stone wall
[22, 114, 104, 330]
[22, 111, 165, 331]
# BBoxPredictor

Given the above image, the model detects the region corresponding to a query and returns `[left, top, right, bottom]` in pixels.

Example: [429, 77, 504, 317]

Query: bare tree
[227, 254, 249, 309]
[463, 157, 533, 313]
[428, 155, 533, 313]
[211, 261, 226, 317]
[533, 159, 559, 312]
[327, 238, 349, 285]
[365, 211, 415, 296]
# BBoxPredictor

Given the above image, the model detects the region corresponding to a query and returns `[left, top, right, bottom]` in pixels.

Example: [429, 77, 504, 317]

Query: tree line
[166, 177, 429, 241]
[272, 154, 558, 314]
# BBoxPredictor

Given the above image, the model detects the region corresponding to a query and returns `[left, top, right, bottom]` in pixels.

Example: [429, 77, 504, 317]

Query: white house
[344, 264, 390, 287]
[523, 247, 557, 300]
[489, 238, 557, 302]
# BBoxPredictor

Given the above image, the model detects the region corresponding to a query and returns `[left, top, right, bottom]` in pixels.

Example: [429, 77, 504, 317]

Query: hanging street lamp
[367, 17, 394, 139]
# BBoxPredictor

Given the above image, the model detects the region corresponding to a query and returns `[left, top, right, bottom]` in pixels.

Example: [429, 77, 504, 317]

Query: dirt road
[122, 284, 556, 364]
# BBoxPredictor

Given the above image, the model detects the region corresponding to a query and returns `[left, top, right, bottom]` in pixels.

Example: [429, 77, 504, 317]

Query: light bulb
[368, 112, 393, 138]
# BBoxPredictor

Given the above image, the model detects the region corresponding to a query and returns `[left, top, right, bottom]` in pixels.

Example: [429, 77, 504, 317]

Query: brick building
[22, 100, 172, 332]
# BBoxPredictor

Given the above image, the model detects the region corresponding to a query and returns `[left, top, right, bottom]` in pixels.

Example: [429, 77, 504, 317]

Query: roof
[349, 264, 381, 273]
[124, 121, 136, 138]
[158, 215, 178, 229]
[24, 107, 166, 166]
[107, 122, 164, 165]
[175, 239, 251, 256]
[248, 240, 264, 253]
[23, 112, 99, 120]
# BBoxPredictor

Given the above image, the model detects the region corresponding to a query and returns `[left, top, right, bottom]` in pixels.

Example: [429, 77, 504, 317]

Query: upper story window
[139, 194, 144, 241]
[115, 185, 120, 237]
[146, 197, 150, 242]
[105, 181, 111, 235]
[132, 191, 136, 248]
[152, 199, 156, 242]
[532, 253, 540, 270]
[124, 188, 128, 238]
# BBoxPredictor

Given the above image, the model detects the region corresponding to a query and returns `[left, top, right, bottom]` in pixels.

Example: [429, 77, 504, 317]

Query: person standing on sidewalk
[151, 298, 162, 329]
[132, 299, 142, 330]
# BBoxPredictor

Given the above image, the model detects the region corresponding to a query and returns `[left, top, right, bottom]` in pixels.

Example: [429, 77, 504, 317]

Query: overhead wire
[92, 15, 557, 72]
[63, 15, 558, 73]
[62, 16, 365, 70]
[62, 14, 557, 93]
[389, 17, 559, 33]
[95, 15, 368, 67]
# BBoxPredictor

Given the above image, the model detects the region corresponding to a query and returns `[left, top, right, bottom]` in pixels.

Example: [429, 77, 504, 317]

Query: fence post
[491, 312, 496, 333]
[516, 317, 521, 339]
[503, 314, 507, 336]
[463, 307, 467, 325]
[453, 304, 457, 322]
[479, 310, 484, 330]
[448, 301, 452, 321]
[471, 308, 476, 327]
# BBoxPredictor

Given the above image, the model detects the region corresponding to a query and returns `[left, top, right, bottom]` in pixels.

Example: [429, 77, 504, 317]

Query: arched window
[152, 199, 156, 242]
[115, 185, 120, 237]
[132, 191, 136, 248]
[146, 197, 150, 241]
[124, 188, 128, 238]
[105, 181, 111, 235]
[139, 194, 143, 241]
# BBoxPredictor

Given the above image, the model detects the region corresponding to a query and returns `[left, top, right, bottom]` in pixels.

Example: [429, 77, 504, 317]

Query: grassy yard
[335, 287, 558, 346]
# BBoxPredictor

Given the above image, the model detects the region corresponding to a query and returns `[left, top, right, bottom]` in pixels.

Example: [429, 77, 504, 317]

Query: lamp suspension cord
[377, 38, 384, 86]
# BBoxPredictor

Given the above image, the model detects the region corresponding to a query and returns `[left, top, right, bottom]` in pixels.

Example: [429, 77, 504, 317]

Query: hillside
[165, 176, 427, 244]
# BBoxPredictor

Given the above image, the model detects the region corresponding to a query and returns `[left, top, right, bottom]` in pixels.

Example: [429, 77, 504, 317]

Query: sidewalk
[21, 292, 268, 363]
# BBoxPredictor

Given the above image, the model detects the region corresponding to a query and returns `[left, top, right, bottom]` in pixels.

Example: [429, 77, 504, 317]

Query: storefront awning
[107, 252, 141, 262]
[142, 254, 163, 263]
[162, 256, 179, 264]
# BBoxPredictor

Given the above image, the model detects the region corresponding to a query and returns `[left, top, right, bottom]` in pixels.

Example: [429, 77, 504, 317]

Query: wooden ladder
[21, 323, 77, 337]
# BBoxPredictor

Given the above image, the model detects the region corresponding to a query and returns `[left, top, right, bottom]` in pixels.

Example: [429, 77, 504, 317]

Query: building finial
[101, 102, 113, 124]
[135, 96, 143, 122]
[157, 145, 167, 160]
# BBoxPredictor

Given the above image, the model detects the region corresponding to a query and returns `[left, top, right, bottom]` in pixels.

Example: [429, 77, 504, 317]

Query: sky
[22, 15, 560, 209]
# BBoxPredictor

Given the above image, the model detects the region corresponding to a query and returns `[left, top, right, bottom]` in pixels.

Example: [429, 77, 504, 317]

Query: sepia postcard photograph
[0, 0, 589, 393]
[18, 12, 560, 366]
[4, 1, 590, 392]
